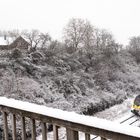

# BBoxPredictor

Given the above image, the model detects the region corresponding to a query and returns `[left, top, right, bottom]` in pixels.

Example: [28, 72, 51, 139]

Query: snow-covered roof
[0, 37, 8, 45]
[0, 36, 13, 45]
[20, 35, 29, 43]
[0, 97, 140, 139]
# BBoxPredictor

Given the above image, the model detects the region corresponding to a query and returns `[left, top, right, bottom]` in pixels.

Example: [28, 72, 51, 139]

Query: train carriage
[131, 95, 140, 115]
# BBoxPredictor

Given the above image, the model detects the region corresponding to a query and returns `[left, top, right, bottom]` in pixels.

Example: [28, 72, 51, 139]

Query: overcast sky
[0, 0, 140, 45]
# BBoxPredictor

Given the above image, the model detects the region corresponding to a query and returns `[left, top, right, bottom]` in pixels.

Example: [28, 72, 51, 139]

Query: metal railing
[0, 97, 140, 140]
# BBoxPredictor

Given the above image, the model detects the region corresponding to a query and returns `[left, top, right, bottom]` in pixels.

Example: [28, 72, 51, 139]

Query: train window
[134, 95, 140, 106]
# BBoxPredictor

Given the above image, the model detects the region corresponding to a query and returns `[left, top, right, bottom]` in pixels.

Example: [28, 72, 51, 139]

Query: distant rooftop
[0, 36, 13, 45]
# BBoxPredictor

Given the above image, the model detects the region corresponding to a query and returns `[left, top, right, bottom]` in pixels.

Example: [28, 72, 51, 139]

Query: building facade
[0, 36, 30, 50]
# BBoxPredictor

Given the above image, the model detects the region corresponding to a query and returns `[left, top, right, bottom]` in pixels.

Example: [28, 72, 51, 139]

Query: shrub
[129, 49, 140, 63]
[11, 48, 22, 59]
[30, 51, 44, 64]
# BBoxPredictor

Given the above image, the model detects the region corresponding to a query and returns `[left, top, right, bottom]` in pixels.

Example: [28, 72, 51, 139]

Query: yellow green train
[131, 95, 140, 115]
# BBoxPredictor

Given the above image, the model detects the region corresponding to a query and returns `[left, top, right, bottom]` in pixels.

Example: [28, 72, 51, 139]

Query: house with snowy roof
[0, 35, 9, 49]
[0, 35, 30, 50]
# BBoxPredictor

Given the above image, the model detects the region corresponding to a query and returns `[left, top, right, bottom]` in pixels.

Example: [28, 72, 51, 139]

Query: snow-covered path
[94, 97, 133, 120]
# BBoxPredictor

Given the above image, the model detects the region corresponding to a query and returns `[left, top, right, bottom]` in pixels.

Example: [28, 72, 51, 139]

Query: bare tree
[127, 36, 140, 63]
[83, 21, 95, 49]
[92, 29, 119, 54]
[22, 30, 51, 50]
[128, 36, 140, 51]
[63, 18, 89, 49]
[39, 33, 51, 48]
[63, 18, 118, 57]
[22, 29, 41, 49]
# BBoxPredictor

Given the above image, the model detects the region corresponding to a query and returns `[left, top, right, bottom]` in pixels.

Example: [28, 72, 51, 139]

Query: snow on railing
[0, 97, 140, 140]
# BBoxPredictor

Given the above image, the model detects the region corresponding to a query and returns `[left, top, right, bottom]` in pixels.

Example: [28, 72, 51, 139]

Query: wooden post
[53, 125, 59, 140]
[66, 128, 79, 140]
[21, 116, 26, 140]
[12, 114, 16, 140]
[85, 133, 90, 140]
[3, 112, 8, 140]
[41, 122, 47, 140]
[31, 119, 36, 140]
[101, 137, 107, 140]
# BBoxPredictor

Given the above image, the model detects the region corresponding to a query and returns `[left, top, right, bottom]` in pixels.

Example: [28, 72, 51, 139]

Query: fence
[0, 97, 140, 140]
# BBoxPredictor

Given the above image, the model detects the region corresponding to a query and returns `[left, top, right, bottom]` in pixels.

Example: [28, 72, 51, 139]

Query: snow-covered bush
[129, 49, 140, 63]
[30, 51, 45, 64]
[10, 48, 22, 59]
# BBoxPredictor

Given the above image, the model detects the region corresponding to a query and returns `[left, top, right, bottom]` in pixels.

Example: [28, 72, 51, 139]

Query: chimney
[4, 35, 6, 40]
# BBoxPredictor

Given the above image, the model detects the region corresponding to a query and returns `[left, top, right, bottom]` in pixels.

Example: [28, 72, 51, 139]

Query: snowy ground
[94, 97, 134, 121]
[37, 96, 139, 140]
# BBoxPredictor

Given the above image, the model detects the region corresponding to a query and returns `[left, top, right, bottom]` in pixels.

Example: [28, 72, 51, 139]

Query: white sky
[0, 0, 140, 45]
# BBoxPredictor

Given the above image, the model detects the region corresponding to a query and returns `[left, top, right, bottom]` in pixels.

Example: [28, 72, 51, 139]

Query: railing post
[101, 137, 107, 140]
[12, 114, 16, 140]
[41, 122, 47, 140]
[3, 112, 8, 140]
[21, 116, 26, 140]
[53, 125, 59, 140]
[85, 133, 90, 140]
[31, 119, 36, 140]
[66, 128, 79, 140]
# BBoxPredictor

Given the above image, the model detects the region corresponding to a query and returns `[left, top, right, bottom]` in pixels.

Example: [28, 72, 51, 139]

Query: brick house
[0, 36, 30, 50]
[9, 36, 30, 50]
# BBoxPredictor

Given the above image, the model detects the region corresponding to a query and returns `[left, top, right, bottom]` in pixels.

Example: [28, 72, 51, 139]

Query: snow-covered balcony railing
[0, 97, 140, 140]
